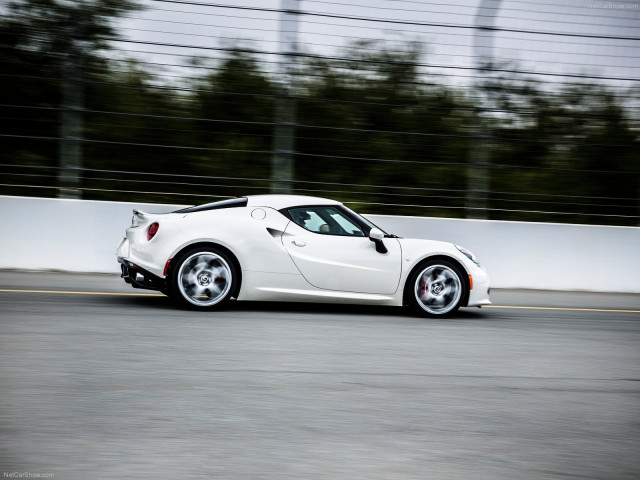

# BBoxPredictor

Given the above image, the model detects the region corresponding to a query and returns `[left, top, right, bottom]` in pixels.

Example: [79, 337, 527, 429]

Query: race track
[1, 271, 639, 479]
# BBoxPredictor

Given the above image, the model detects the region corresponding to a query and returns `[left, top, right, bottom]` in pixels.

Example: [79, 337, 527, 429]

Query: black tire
[406, 259, 467, 317]
[169, 246, 238, 309]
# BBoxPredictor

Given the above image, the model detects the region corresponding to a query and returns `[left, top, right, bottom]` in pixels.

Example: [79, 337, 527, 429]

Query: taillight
[147, 222, 159, 241]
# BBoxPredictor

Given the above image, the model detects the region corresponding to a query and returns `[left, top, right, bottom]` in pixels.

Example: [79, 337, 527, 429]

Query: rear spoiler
[132, 208, 176, 226]
[132, 209, 152, 227]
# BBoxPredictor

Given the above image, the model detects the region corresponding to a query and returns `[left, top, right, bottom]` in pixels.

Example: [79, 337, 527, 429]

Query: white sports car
[116, 195, 490, 316]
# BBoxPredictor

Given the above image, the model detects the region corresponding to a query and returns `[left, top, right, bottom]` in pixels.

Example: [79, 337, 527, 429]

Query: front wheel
[169, 247, 237, 309]
[407, 260, 467, 316]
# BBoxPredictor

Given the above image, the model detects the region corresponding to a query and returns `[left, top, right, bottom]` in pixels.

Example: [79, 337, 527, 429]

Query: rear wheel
[407, 259, 467, 316]
[169, 247, 237, 309]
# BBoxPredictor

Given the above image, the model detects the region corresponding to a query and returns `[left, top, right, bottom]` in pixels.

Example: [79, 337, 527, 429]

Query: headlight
[455, 244, 480, 267]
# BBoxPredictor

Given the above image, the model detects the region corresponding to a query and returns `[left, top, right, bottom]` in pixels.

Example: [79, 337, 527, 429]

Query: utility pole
[58, 9, 85, 199]
[271, 0, 300, 194]
[466, 0, 502, 219]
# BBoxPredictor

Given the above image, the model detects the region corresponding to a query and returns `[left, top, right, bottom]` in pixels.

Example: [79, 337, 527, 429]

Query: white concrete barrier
[0, 196, 183, 275]
[0, 195, 638, 292]
[369, 215, 640, 293]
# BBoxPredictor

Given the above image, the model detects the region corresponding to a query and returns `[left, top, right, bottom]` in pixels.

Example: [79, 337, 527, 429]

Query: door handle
[292, 240, 306, 247]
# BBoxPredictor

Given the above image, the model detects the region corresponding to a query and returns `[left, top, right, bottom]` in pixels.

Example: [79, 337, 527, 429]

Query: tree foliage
[0, 2, 638, 224]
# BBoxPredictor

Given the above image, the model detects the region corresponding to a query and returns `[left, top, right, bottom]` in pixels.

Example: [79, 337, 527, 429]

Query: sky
[112, 0, 640, 93]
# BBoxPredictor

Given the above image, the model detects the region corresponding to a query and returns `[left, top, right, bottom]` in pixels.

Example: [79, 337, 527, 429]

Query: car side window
[288, 207, 365, 236]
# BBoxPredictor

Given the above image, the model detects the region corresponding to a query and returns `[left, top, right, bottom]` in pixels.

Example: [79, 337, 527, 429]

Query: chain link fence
[1, 0, 638, 225]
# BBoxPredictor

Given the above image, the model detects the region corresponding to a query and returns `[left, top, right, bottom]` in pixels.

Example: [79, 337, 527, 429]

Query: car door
[282, 206, 402, 294]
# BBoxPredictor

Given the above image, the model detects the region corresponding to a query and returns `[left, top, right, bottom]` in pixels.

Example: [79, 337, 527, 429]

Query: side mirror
[369, 228, 388, 254]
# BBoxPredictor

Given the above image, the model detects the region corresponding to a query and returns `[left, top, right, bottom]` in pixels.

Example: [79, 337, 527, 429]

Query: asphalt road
[1, 271, 639, 480]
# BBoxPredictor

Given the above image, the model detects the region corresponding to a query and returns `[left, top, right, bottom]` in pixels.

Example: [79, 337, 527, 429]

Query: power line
[108, 39, 640, 82]
[147, 0, 640, 41]
[4, 0, 639, 224]
[134, 4, 640, 50]
[2, 127, 638, 167]
[3, 164, 637, 202]
[305, 0, 640, 22]
[3, 172, 635, 211]
[124, 16, 640, 61]
[113, 27, 640, 71]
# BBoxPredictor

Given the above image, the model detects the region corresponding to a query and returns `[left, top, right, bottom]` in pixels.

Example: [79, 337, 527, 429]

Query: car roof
[245, 195, 342, 210]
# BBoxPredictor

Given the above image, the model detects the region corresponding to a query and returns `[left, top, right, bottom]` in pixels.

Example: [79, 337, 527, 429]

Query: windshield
[342, 205, 388, 235]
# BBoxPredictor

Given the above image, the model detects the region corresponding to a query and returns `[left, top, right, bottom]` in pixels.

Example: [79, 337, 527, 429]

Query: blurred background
[0, 0, 638, 225]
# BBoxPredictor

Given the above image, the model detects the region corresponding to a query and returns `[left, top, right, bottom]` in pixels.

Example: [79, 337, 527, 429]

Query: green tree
[295, 41, 472, 216]
[0, 0, 142, 196]
[188, 50, 276, 198]
[480, 70, 639, 224]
